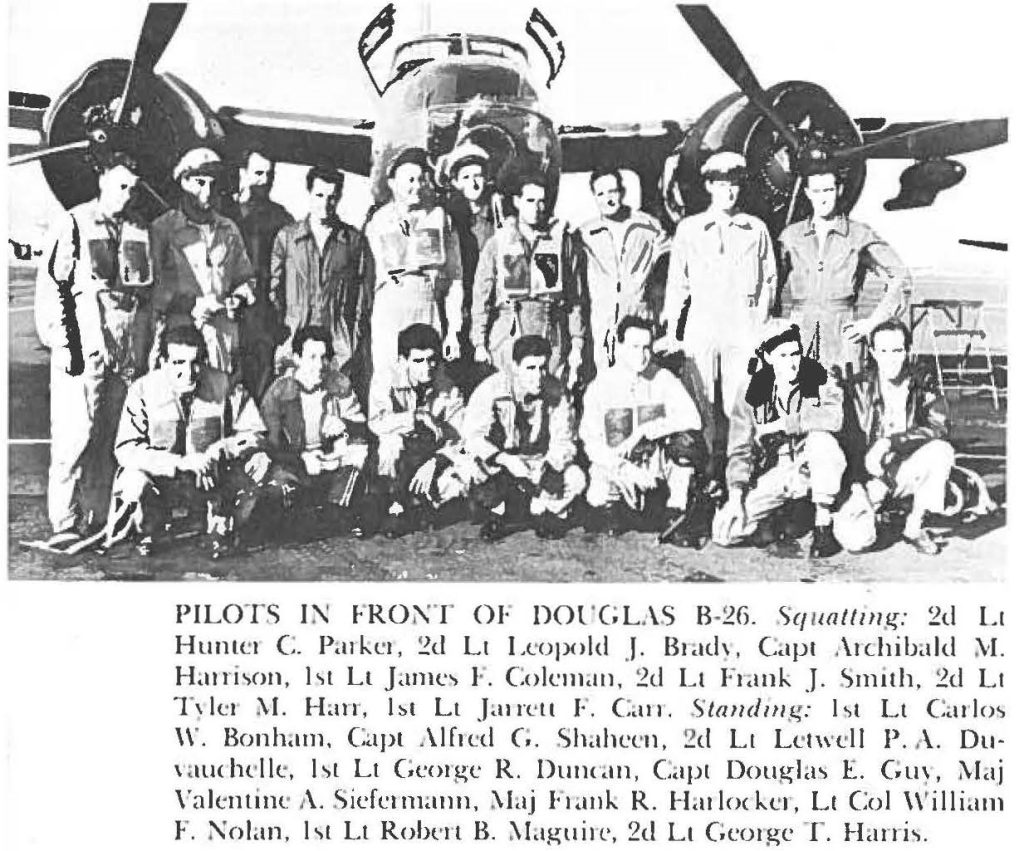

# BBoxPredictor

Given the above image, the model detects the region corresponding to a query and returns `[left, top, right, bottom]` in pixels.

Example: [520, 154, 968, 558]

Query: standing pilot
[271, 165, 367, 389]
[363, 147, 464, 378]
[224, 145, 293, 400]
[149, 147, 257, 377]
[658, 151, 776, 472]
[777, 163, 911, 378]
[471, 171, 586, 385]
[576, 167, 669, 371]
[35, 150, 153, 547]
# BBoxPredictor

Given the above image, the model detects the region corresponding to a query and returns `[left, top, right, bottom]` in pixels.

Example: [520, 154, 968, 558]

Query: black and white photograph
[6, 0, 1009, 581]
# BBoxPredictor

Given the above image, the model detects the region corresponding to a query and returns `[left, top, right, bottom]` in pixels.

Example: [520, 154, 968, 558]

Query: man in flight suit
[658, 151, 776, 475]
[777, 164, 911, 377]
[363, 147, 464, 378]
[577, 168, 669, 371]
[150, 147, 257, 377]
[461, 335, 586, 540]
[472, 171, 586, 385]
[35, 151, 153, 546]
[224, 146, 293, 400]
[260, 325, 369, 536]
[367, 323, 468, 536]
[107, 324, 272, 558]
[713, 322, 846, 559]
[271, 165, 367, 390]
[580, 317, 706, 542]
[442, 143, 497, 391]
[834, 320, 953, 555]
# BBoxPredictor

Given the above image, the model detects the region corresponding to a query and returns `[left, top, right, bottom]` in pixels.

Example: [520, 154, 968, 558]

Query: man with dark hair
[106, 324, 272, 557]
[150, 147, 256, 376]
[260, 324, 368, 534]
[713, 320, 847, 558]
[659, 151, 776, 472]
[472, 171, 586, 383]
[270, 164, 367, 390]
[442, 144, 497, 388]
[367, 323, 468, 535]
[35, 151, 153, 547]
[577, 168, 669, 370]
[833, 320, 952, 555]
[461, 334, 586, 540]
[364, 147, 464, 376]
[777, 165, 911, 376]
[223, 145, 293, 400]
[581, 317, 707, 542]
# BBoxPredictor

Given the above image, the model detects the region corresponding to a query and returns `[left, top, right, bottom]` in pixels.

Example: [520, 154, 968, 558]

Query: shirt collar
[702, 211, 752, 231]
[805, 215, 850, 238]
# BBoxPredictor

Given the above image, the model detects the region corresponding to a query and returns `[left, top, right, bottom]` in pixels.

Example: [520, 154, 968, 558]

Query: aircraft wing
[851, 117, 1008, 160]
[559, 121, 685, 175]
[8, 94, 50, 162]
[216, 107, 375, 177]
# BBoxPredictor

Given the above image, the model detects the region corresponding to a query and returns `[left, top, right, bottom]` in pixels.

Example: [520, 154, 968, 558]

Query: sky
[6, 0, 1014, 275]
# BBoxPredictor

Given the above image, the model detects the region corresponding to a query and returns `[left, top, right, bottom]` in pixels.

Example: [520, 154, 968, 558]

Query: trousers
[714, 431, 847, 545]
[834, 439, 956, 552]
[47, 356, 127, 533]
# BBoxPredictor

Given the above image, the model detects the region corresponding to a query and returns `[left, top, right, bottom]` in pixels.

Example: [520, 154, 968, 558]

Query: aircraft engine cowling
[40, 59, 224, 216]
[662, 81, 865, 236]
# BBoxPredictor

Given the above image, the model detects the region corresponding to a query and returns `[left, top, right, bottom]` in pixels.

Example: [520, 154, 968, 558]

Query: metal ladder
[909, 299, 1002, 409]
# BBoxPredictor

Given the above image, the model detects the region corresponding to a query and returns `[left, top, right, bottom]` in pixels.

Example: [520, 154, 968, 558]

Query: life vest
[378, 206, 447, 273]
[498, 222, 565, 302]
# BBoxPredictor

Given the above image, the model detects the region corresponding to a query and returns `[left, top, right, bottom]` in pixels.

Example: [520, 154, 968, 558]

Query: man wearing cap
[659, 151, 776, 467]
[34, 151, 153, 547]
[150, 147, 257, 377]
[223, 146, 293, 400]
[713, 321, 846, 559]
[443, 143, 496, 297]
[461, 334, 586, 541]
[443, 144, 497, 389]
[777, 164, 911, 377]
[270, 164, 367, 391]
[576, 167, 670, 371]
[363, 147, 464, 380]
[472, 171, 586, 384]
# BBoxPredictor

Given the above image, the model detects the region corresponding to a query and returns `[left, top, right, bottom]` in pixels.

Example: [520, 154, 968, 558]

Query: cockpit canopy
[392, 34, 539, 108]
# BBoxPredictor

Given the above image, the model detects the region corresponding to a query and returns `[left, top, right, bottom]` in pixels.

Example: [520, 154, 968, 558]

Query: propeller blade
[113, 3, 187, 123]
[831, 118, 1008, 161]
[676, 4, 801, 150]
[8, 139, 89, 166]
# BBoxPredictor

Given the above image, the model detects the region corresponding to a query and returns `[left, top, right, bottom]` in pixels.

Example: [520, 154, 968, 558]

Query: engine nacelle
[40, 59, 223, 217]
[884, 158, 965, 211]
[661, 81, 865, 237]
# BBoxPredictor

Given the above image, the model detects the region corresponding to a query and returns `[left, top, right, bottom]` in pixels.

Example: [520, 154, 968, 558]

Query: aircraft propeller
[678, 4, 1007, 174]
[9, 3, 187, 167]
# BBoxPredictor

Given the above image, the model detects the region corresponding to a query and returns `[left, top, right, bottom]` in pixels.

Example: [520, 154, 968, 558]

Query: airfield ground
[6, 267, 1006, 582]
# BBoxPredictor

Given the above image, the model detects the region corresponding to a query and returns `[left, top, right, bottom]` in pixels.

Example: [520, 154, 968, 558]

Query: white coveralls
[576, 210, 669, 369]
[35, 201, 153, 533]
[363, 203, 462, 377]
[662, 209, 776, 441]
[581, 364, 702, 510]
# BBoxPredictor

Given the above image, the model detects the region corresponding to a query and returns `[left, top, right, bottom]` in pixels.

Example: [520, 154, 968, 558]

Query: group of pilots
[35, 139, 954, 559]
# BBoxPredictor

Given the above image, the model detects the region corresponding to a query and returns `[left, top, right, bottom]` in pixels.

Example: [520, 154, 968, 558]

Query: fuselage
[369, 34, 561, 205]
